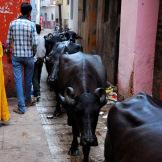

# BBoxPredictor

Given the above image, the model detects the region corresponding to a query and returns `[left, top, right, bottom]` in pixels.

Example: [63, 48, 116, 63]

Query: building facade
[40, 0, 56, 28]
[68, 0, 78, 32]
[40, 0, 69, 29]
[70, 0, 162, 99]
[31, 0, 40, 24]
[62, 0, 70, 27]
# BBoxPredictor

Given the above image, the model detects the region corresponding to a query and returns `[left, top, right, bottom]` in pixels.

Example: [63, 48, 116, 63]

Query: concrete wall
[41, 0, 51, 6]
[69, 0, 78, 32]
[36, 0, 40, 24]
[118, 0, 159, 97]
[31, 0, 40, 23]
[62, 0, 69, 24]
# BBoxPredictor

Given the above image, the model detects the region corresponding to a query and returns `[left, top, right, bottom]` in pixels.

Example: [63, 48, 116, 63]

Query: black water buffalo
[47, 41, 82, 81]
[105, 92, 162, 162]
[46, 41, 82, 90]
[56, 52, 107, 162]
[63, 30, 82, 43]
[44, 34, 61, 76]
[53, 28, 82, 43]
[44, 31, 82, 82]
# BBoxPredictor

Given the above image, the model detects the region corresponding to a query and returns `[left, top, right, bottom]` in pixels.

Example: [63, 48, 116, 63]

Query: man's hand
[2, 43, 12, 64]
[33, 45, 37, 57]
[6, 48, 12, 64]
[5, 48, 11, 56]
[2, 42, 11, 56]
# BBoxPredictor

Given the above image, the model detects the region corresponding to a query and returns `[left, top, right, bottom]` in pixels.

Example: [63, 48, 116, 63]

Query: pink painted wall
[118, 0, 159, 97]
[118, 0, 139, 97]
[134, 0, 159, 95]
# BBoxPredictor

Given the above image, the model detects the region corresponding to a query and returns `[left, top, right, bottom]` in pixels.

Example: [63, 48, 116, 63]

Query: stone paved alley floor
[37, 65, 108, 162]
[0, 29, 109, 162]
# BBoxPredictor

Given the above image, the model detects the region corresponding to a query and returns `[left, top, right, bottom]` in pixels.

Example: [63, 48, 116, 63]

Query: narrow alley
[0, 31, 109, 161]
[0, 66, 108, 162]
[1, 1, 162, 162]
[37, 63, 108, 162]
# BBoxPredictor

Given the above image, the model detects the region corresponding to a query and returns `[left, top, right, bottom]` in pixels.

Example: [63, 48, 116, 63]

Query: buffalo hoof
[68, 148, 80, 156]
[67, 117, 72, 126]
[83, 158, 89, 162]
[47, 114, 54, 119]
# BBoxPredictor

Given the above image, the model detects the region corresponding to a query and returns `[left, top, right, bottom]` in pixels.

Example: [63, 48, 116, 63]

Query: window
[82, 0, 86, 22]
[104, 0, 109, 22]
[70, 0, 73, 19]
[51, 13, 54, 20]
[45, 13, 47, 21]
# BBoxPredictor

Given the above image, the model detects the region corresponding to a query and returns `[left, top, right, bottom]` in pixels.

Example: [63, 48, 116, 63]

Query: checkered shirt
[7, 18, 37, 57]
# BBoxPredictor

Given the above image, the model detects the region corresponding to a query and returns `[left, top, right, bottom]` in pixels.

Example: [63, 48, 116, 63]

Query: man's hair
[21, 2, 32, 16]
[36, 24, 41, 34]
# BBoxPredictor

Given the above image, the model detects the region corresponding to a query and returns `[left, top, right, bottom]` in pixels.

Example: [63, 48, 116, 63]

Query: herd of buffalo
[43, 29, 162, 162]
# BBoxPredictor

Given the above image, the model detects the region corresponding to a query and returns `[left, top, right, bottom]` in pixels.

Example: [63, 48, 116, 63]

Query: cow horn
[59, 93, 65, 103]
[64, 87, 76, 105]
[95, 88, 107, 105]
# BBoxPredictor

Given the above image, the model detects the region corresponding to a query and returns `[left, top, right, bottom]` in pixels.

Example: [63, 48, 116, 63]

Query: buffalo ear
[64, 87, 76, 105]
[94, 88, 107, 105]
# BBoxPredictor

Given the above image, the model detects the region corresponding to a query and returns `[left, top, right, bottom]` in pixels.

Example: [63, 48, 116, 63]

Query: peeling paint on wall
[0, 0, 27, 42]
[0, 6, 13, 14]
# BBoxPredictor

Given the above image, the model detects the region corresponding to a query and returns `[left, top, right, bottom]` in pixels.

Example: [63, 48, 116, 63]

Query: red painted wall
[0, 0, 29, 97]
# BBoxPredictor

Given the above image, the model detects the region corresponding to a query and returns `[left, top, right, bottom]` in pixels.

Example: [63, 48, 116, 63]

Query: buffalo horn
[59, 93, 65, 103]
[64, 87, 76, 105]
[95, 88, 107, 104]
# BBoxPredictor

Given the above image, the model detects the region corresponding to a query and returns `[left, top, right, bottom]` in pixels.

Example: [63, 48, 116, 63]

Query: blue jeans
[12, 56, 34, 113]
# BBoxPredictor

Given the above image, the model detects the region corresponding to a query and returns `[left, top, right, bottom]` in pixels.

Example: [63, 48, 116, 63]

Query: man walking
[7, 2, 37, 114]
[32, 24, 46, 102]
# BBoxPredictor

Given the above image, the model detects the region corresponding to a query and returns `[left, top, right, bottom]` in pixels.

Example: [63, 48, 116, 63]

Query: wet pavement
[0, 96, 53, 162]
[37, 64, 109, 162]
